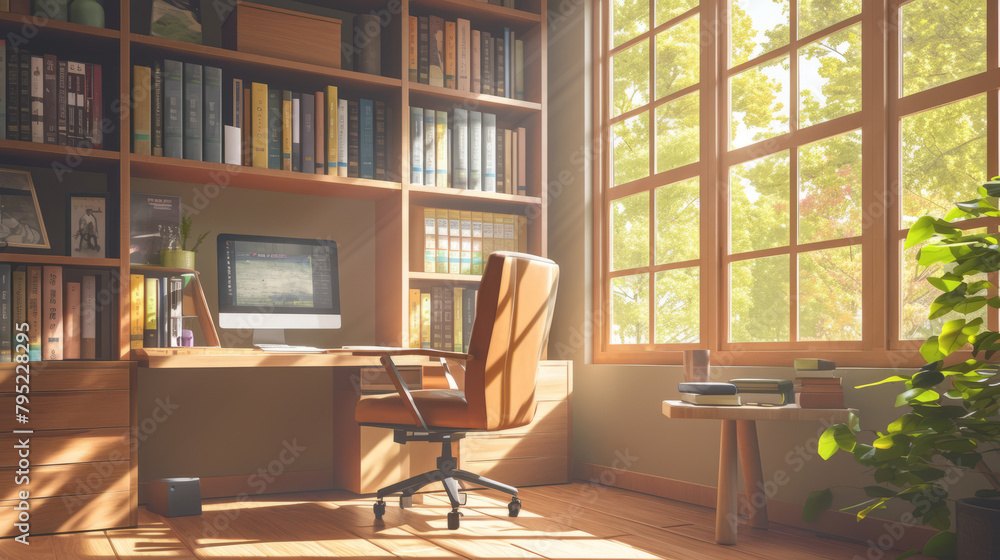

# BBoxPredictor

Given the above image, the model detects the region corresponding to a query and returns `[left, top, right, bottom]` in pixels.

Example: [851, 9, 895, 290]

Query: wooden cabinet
[0, 362, 137, 537]
[459, 360, 572, 487]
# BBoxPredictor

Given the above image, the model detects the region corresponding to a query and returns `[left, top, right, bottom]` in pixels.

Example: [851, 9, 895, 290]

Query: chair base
[372, 431, 522, 527]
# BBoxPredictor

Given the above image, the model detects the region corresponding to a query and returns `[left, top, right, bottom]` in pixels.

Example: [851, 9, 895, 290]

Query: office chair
[354, 252, 559, 529]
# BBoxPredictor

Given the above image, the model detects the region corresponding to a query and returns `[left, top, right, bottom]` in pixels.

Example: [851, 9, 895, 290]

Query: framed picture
[67, 194, 108, 258]
[0, 169, 49, 249]
[130, 193, 181, 265]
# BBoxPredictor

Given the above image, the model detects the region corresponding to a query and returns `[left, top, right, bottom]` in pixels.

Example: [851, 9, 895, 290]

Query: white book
[410, 106, 423, 185]
[424, 108, 436, 186]
[457, 18, 471, 92]
[469, 111, 482, 190]
[224, 125, 241, 165]
[30, 56, 43, 143]
[452, 109, 468, 189]
[483, 112, 496, 192]
[471, 30, 480, 94]
[337, 99, 348, 177]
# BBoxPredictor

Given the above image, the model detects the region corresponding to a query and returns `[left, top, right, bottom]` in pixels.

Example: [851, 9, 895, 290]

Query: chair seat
[355, 389, 471, 428]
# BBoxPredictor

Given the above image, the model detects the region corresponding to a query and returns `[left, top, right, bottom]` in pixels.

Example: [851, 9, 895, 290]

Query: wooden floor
[0, 482, 899, 559]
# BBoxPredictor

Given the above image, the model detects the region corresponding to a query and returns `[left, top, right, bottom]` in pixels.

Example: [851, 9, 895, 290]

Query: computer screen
[217, 234, 341, 346]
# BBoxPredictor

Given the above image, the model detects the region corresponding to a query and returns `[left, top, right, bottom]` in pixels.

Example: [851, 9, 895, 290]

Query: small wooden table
[661, 401, 856, 545]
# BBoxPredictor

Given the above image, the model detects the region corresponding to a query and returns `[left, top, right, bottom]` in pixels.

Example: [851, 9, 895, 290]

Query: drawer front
[0, 461, 130, 501]
[461, 431, 568, 462]
[0, 428, 131, 467]
[461, 456, 569, 487]
[0, 362, 131, 393]
[0, 491, 130, 537]
[536, 362, 569, 401]
[0, 391, 130, 431]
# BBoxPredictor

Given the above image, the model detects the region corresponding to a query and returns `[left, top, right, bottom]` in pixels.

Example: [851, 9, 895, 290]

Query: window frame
[592, 0, 1000, 367]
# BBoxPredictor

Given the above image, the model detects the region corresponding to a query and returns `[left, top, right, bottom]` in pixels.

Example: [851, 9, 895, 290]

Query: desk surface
[134, 347, 440, 368]
[662, 400, 856, 422]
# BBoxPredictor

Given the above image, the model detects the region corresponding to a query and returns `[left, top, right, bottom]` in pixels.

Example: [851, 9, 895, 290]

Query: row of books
[410, 107, 526, 193]
[408, 286, 477, 352]
[1, 44, 104, 148]
[0, 266, 101, 362]
[132, 60, 390, 180]
[411, 207, 528, 275]
[409, 16, 525, 100]
[128, 274, 190, 349]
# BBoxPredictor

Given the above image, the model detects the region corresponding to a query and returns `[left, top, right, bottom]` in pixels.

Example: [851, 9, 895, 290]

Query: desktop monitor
[217, 234, 341, 348]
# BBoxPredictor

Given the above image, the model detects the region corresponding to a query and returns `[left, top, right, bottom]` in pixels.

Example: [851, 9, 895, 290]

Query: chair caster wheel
[447, 510, 462, 530]
[508, 497, 521, 517]
[400, 495, 413, 509]
[374, 499, 386, 520]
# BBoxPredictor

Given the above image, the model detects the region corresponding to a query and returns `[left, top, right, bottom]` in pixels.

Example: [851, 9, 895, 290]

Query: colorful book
[496, 126, 506, 193]
[281, 89, 292, 170]
[0, 265, 8, 362]
[325, 85, 338, 174]
[11, 270, 24, 340]
[422, 207, 436, 272]
[41, 266, 62, 361]
[445, 20, 456, 89]
[337, 98, 348, 177]
[418, 16, 429, 84]
[314, 90, 324, 174]
[408, 288, 421, 348]
[151, 60, 163, 156]
[26, 266, 40, 360]
[130, 274, 144, 349]
[470, 111, 482, 190]
[460, 210, 472, 274]
[457, 19, 471, 92]
[291, 92, 300, 172]
[436, 208, 449, 273]
[428, 15, 445, 87]
[471, 211, 484, 274]
[42, 54, 55, 144]
[435, 110, 447, 187]
[374, 99, 386, 180]
[483, 113, 496, 191]
[29, 55, 41, 142]
[423, 108, 435, 185]
[81, 275, 96, 359]
[163, 60, 183, 158]
[203, 65, 222, 163]
[410, 106, 423, 185]
[267, 86, 281, 169]
[143, 278, 159, 348]
[251, 82, 268, 167]
[301, 92, 314, 173]
[448, 209, 461, 274]
[359, 98, 374, 179]
[131, 65, 151, 155]
[347, 99, 359, 177]
[63, 281, 80, 360]
[482, 212, 494, 260]
[183, 62, 203, 160]
[471, 29, 481, 94]
[408, 16, 419, 82]
[452, 108, 468, 189]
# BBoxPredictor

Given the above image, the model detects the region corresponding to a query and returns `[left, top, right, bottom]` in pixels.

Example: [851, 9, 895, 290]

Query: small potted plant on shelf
[160, 213, 209, 270]
[803, 177, 1000, 560]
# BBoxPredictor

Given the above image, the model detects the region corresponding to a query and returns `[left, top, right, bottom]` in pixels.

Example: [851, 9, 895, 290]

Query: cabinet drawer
[0, 428, 130, 467]
[0, 362, 131, 393]
[0, 461, 130, 501]
[0, 491, 130, 537]
[0, 391, 129, 431]
[460, 456, 569, 487]
[461, 431, 567, 462]
[536, 362, 568, 401]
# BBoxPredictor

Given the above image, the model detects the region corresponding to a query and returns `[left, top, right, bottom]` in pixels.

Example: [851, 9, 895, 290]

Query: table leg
[737, 419, 769, 529]
[716, 419, 739, 545]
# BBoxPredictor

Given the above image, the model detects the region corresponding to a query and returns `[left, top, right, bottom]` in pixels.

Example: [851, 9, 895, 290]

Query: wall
[131, 177, 378, 482]
[544, 0, 984, 536]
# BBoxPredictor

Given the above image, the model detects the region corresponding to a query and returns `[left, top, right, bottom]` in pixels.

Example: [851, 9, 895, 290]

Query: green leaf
[818, 424, 856, 458]
[896, 388, 928, 407]
[921, 336, 944, 363]
[857, 497, 888, 521]
[937, 319, 971, 357]
[889, 413, 920, 433]
[922, 531, 957, 559]
[905, 216, 939, 249]
[856, 375, 911, 389]
[954, 296, 988, 315]
[863, 486, 896, 498]
[928, 276, 964, 292]
[912, 369, 945, 389]
[892, 550, 921, 560]
[937, 439, 976, 452]
[918, 245, 956, 268]
[801, 489, 833, 523]
[848, 412, 861, 432]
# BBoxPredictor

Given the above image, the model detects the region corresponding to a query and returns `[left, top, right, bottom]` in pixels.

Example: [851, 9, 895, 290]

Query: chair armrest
[348, 347, 472, 361]
[379, 355, 429, 430]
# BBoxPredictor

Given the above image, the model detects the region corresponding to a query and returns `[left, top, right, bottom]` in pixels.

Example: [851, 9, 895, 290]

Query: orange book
[445, 21, 456, 89]
[63, 281, 81, 360]
[799, 392, 845, 409]
[42, 266, 62, 361]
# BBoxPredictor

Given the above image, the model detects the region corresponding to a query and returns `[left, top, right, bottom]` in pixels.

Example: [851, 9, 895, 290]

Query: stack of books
[677, 382, 740, 406]
[794, 358, 844, 409]
[730, 379, 795, 406]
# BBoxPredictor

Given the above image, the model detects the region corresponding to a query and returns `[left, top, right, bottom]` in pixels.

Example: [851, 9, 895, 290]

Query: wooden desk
[133, 347, 441, 368]
[661, 401, 856, 545]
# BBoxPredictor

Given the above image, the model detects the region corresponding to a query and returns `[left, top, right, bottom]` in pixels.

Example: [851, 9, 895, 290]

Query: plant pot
[957, 498, 1000, 559]
[160, 249, 195, 270]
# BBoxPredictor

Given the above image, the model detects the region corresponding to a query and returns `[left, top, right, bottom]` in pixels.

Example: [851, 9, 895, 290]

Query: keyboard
[255, 344, 325, 353]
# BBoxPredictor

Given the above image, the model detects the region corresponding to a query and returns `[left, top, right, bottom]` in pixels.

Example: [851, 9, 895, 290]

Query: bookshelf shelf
[130, 155, 402, 200]
[407, 82, 542, 118]
[0, 255, 120, 267]
[129, 34, 403, 96]
[409, 0, 543, 28]
[408, 184, 542, 210]
[409, 271, 483, 285]
[0, 139, 120, 170]
[0, 12, 121, 43]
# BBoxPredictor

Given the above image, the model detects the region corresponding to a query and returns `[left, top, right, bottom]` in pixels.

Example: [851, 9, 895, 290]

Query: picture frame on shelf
[67, 193, 108, 258]
[0, 168, 49, 249]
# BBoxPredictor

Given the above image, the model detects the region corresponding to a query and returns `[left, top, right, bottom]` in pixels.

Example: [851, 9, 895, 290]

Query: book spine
[435, 110, 447, 187]
[29, 55, 42, 142]
[517, 126, 527, 194]
[423, 108, 435, 185]
[267, 86, 280, 169]
[481, 31, 493, 95]
[355, 14, 381, 75]
[18, 51, 30, 141]
[231, 77, 242, 127]
[337, 99, 348, 177]
[291, 92, 300, 172]
[452, 108, 468, 189]
[408, 288, 421, 348]
[163, 60, 183, 159]
[517, 214, 527, 252]
[453, 287, 463, 352]
[143, 277, 157, 347]
[0, 265, 8, 362]
[495, 36, 506, 98]
[494, 214, 506, 253]
[71, 63, 84, 146]
[418, 16, 429, 84]
[469, 111, 482, 190]
[42, 54, 55, 144]
[410, 106, 423, 185]
[251, 81, 268, 168]
[457, 19, 470, 92]
[11, 270, 24, 333]
[436, 208, 449, 273]
[420, 291, 431, 349]
[504, 128, 512, 194]
[483, 113, 496, 191]
[183, 62, 203, 161]
[325, 85, 338, 174]
[81, 275, 96, 359]
[471, 211, 483, 274]
[448, 209, 461, 274]
[428, 16, 444, 87]
[151, 61, 163, 156]
[281, 89, 292, 170]
[471, 30, 481, 94]
[313, 90, 324, 173]
[26, 266, 39, 358]
[89, 63, 101, 148]
[132, 65, 151, 155]
[157, 276, 168, 348]
[445, 21, 456, 89]
[514, 39, 524, 100]
[41, 266, 62, 361]
[504, 214, 516, 251]
[443, 286, 453, 352]
[460, 210, 472, 274]
[169, 277, 183, 347]
[0, 42, 5, 138]
[408, 16, 419, 82]
[462, 287, 475, 353]
[504, 28, 512, 98]
[130, 274, 144, 349]
[496, 128, 506, 193]
[63, 281, 80, 360]
[348, 99, 360, 177]
[5, 44, 16, 140]
[431, 286, 444, 350]
[374, 99, 386, 181]
[203, 65, 222, 163]
[482, 212, 494, 259]
[84, 64, 92, 146]
[301, 92, 314, 173]
[56, 60, 66, 145]
[359, 98, 374, 179]
[423, 207, 436, 273]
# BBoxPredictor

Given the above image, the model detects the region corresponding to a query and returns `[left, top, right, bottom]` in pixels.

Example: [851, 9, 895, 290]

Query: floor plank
[106, 508, 199, 559]
[51, 530, 119, 559]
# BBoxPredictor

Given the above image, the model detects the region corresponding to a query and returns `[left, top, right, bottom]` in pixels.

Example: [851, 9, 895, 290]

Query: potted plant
[160, 213, 209, 270]
[803, 178, 1000, 559]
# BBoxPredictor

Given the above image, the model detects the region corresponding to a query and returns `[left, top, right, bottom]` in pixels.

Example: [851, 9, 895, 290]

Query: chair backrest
[464, 252, 559, 431]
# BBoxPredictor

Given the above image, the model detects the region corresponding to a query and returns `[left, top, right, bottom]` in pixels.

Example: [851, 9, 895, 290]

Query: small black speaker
[147, 478, 201, 518]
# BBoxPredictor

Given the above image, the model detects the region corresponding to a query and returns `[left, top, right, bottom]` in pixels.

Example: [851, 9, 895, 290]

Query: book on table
[680, 393, 741, 406]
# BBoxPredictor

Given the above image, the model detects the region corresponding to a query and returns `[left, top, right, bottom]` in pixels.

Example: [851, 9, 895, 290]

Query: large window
[595, 0, 999, 365]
